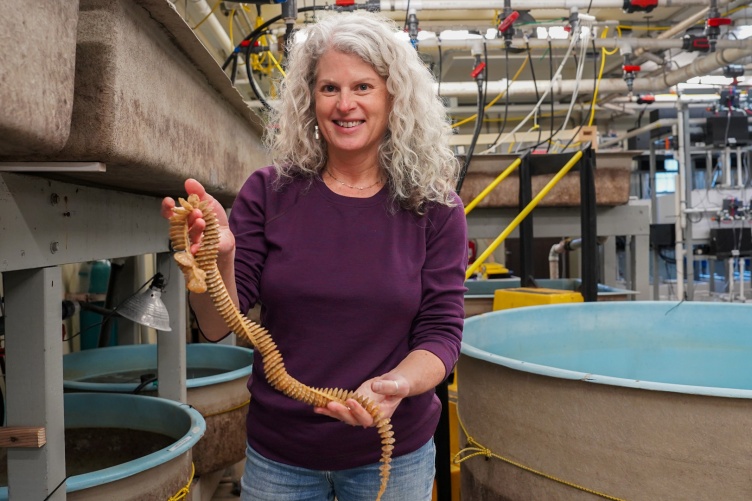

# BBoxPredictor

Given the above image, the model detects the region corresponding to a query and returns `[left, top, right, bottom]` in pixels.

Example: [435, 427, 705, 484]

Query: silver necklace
[325, 169, 383, 191]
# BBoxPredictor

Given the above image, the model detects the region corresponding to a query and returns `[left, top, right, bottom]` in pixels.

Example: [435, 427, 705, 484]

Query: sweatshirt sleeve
[228, 168, 271, 315]
[409, 196, 468, 378]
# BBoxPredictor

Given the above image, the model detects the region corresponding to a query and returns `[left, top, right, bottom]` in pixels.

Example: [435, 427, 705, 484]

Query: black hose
[133, 374, 158, 394]
[232, 4, 365, 110]
[456, 64, 487, 193]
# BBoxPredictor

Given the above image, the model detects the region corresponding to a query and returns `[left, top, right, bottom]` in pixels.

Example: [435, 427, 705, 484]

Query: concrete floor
[210, 478, 241, 501]
[200, 462, 243, 501]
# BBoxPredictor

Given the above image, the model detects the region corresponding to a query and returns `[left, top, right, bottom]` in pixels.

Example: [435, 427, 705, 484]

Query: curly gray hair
[264, 10, 459, 214]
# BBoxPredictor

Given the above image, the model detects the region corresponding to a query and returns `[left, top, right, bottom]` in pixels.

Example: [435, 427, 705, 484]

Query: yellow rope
[202, 399, 250, 418]
[167, 462, 196, 501]
[192, 0, 222, 30]
[452, 405, 627, 501]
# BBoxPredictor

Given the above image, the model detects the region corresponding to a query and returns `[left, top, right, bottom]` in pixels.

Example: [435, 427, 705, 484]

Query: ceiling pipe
[186, 0, 234, 58]
[600, 7, 709, 77]
[633, 7, 709, 60]
[654, 43, 752, 88]
[600, 118, 676, 148]
[381, 0, 711, 9]
[417, 37, 748, 52]
[433, 38, 752, 98]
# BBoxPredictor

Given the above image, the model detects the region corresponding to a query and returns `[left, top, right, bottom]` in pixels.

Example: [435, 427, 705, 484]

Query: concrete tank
[459, 301, 752, 501]
[0, 392, 204, 500]
[63, 343, 252, 476]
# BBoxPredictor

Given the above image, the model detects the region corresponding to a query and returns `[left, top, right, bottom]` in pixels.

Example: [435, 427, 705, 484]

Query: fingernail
[373, 382, 383, 392]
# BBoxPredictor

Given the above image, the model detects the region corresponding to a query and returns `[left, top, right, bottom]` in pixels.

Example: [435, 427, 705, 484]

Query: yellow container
[493, 287, 583, 311]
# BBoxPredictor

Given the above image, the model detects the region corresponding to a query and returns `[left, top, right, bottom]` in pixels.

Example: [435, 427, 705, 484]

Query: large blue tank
[63, 343, 253, 475]
[0, 393, 204, 500]
[458, 301, 752, 501]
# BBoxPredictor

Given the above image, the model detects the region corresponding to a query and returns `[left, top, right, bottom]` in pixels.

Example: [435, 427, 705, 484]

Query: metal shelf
[0, 172, 187, 500]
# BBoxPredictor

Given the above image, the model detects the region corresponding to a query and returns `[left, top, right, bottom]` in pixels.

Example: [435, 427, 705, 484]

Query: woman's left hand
[313, 374, 410, 427]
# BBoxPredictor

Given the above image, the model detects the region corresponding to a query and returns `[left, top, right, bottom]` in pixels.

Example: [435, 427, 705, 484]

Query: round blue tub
[63, 344, 253, 475]
[459, 301, 752, 501]
[1, 393, 205, 500]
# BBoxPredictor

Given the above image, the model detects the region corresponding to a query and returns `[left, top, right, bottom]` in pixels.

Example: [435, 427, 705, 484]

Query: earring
[314, 125, 320, 140]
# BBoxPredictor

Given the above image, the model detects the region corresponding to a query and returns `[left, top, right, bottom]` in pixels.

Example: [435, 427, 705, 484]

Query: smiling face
[314, 50, 391, 166]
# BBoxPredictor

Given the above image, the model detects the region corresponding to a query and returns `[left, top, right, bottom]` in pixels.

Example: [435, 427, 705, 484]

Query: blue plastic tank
[458, 301, 752, 500]
[63, 343, 253, 476]
[0, 393, 204, 500]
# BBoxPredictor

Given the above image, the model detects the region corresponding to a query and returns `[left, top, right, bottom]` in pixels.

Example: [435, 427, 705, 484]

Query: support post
[4, 267, 67, 500]
[580, 147, 598, 302]
[649, 140, 660, 300]
[680, 104, 695, 300]
[519, 153, 534, 285]
[156, 252, 187, 403]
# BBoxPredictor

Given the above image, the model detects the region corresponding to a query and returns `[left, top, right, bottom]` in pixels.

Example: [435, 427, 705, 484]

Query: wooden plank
[0, 427, 46, 448]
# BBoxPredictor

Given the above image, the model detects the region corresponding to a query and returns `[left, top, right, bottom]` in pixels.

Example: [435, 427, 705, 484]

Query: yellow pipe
[464, 157, 522, 216]
[465, 150, 584, 280]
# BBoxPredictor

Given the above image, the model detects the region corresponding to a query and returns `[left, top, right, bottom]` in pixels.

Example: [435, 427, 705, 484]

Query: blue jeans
[240, 439, 435, 501]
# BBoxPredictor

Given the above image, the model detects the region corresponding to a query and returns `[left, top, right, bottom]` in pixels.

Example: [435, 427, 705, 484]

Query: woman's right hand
[161, 178, 236, 258]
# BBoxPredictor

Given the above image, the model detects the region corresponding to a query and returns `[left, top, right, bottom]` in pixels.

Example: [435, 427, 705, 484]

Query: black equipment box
[705, 115, 750, 147]
[709, 227, 752, 258]
[650, 223, 676, 248]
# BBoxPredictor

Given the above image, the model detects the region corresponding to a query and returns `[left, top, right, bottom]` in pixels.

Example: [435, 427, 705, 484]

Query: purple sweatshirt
[228, 166, 467, 470]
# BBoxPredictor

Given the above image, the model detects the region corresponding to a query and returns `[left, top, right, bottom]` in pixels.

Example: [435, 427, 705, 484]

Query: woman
[162, 10, 467, 501]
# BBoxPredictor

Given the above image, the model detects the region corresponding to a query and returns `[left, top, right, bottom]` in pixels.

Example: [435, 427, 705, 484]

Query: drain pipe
[549, 238, 581, 279]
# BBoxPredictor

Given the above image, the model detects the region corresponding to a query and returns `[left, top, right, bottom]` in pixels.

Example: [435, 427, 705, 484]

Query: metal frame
[0, 173, 187, 500]
[517, 148, 599, 301]
[467, 201, 651, 299]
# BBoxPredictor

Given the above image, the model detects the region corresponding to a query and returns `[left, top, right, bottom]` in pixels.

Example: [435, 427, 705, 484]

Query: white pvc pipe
[739, 257, 745, 302]
[674, 110, 687, 302]
[381, 0, 708, 9]
[728, 258, 735, 301]
[674, 173, 684, 301]
[433, 40, 752, 98]
[599, 119, 676, 149]
[653, 44, 752, 89]
[420, 37, 747, 52]
[187, 0, 234, 57]
[632, 7, 709, 60]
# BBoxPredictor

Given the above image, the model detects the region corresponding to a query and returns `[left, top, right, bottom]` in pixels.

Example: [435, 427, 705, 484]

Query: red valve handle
[471, 62, 487, 79]
[498, 11, 520, 33]
[623, 65, 642, 72]
[707, 17, 732, 27]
